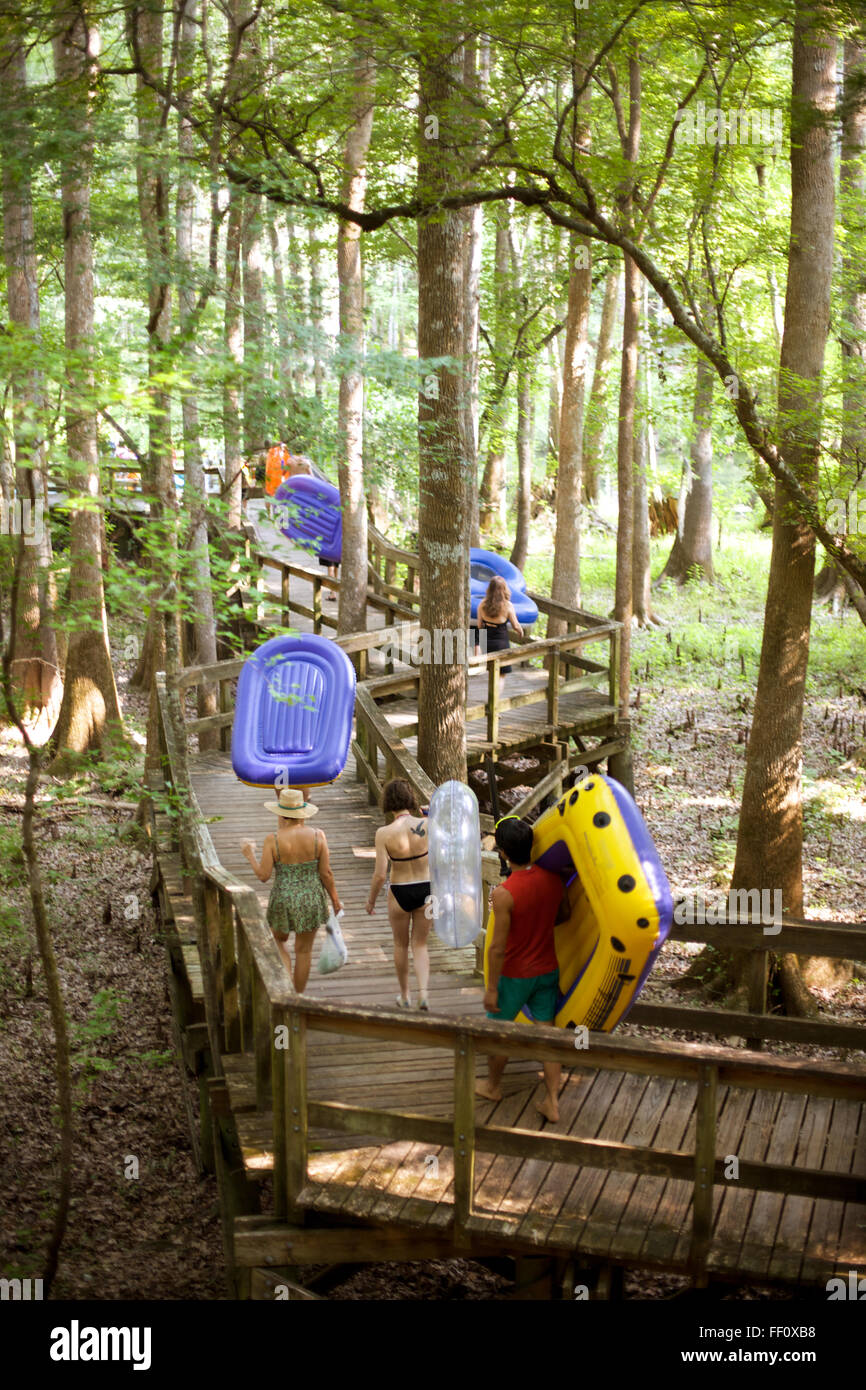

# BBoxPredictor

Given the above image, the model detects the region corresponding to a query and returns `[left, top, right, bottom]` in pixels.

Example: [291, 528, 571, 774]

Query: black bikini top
[387, 820, 428, 862]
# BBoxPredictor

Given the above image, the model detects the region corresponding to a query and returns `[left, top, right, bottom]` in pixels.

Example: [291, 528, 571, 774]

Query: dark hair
[482, 576, 509, 617]
[494, 817, 534, 865]
[382, 778, 421, 816]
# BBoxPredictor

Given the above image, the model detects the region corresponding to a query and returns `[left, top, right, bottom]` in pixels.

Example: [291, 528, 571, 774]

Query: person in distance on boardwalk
[476, 576, 523, 690]
[477, 816, 563, 1123]
[240, 787, 342, 992]
[366, 778, 432, 1011]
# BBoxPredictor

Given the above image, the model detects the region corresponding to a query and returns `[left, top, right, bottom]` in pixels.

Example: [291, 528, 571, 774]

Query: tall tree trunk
[479, 206, 510, 534]
[224, 189, 244, 527]
[177, 0, 218, 746]
[510, 350, 534, 571]
[416, 29, 467, 784]
[49, 9, 125, 765]
[728, 7, 837, 1016]
[658, 333, 715, 584]
[0, 35, 62, 727]
[613, 51, 641, 719]
[582, 267, 620, 504]
[632, 358, 658, 626]
[285, 218, 306, 399]
[461, 35, 488, 550]
[546, 335, 562, 479]
[129, 1, 180, 774]
[549, 231, 592, 634]
[336, 42, 375, 636]
[815, 40, 866, 614]
[128, 3, 174, 712]
[308, 224, 325, 401]
[269, 215, 296, 434]
[242, 195, 266, 456]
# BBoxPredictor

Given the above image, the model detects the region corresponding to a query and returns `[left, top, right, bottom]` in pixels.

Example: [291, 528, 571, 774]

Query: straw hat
[263, 787, 319, 818]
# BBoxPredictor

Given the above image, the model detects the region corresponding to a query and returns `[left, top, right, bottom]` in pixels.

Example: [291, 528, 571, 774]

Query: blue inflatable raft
[274, 475, 342, 565]
[231, 634, 356, 787]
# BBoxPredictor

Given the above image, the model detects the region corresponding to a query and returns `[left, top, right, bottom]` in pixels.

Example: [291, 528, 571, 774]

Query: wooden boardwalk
[185, 748, 866, 1286]
[150, 513, 866, 1296]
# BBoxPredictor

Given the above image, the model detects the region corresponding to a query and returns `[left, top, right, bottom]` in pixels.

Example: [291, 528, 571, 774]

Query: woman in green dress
[240, 787, 342, 992]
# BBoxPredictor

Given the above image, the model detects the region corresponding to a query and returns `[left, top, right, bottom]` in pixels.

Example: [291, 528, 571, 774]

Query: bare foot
[536, 1095, 560, 1124]
[475, 1080, 503, 1102]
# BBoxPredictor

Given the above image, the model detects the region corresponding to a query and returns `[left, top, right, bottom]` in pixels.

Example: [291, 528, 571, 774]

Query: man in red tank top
[477, 817, 564, 1123]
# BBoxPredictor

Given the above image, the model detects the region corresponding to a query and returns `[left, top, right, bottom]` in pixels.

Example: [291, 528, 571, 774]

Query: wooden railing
[154, 664, 866, 1289]
[261, 994, 866, 1274]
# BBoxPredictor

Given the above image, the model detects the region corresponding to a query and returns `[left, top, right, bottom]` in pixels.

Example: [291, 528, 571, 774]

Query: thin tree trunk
[269, 216, 296, 432]
[224, 190, 244, 527]
[658, 331, 715, 584]
[285, 218, 305, 398]
[129, 0, 178, 757]
[728, 7, 837, 1017]
[549, 231, 592, 634]
[632, 358, 658, 626]
[49, 10, 125, 765]
[0, 649, 72, 1296]
[479, 206, 510, 534]
[309, 224, 325, 400]
[337, 42, 375, 636]
[546, 335, 562, 479]
[613, 51, 641, 718]
[242, 195, 266, 456]
[510, 351, 533, 571]
[177, 0, 218, 746]
[416, 28, 467, 784]
[0, 35, 61, 728]
[815, 40, 866, 622]
[582, 267, 620, 504]
[461, 35, 488, 550]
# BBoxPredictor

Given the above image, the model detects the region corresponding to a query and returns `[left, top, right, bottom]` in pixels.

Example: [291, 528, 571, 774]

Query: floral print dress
[266, 831, 330, 939]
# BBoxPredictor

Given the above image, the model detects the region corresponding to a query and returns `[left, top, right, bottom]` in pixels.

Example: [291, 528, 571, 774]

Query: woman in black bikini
[366, 779, 432, 1010]
[476, 576, 523, 683]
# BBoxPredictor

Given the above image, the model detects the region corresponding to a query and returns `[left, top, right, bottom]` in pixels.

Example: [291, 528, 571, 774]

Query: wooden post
[220, 889, 241, 1053]
[746, 950, 768, 1051]
[608, 719, 634, 795]
[253, 968, 272, 1109]
[272, 1002, 289, 1221]
[487, 659, 500, 745]
[236, 923, 254, 1052]
[453, 1033, 476, 1229]
[203, 881, 225, 1027]
[219, 678, 232, 753]
[547, 648, 560, 728]
[281, 565, 290, 628]
[286, 1010, 308, 1220]
[312, 577, 322, 634]
[609, 626, 621, 715]
[689, 1062, 718, 1286]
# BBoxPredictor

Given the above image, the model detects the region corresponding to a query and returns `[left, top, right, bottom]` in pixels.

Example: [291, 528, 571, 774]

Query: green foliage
[70, 988, 128, 1097]
[0, 826, 26, 889]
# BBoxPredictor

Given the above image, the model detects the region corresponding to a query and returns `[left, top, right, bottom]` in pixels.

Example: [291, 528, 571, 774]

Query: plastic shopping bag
[317, 909, 348, 974]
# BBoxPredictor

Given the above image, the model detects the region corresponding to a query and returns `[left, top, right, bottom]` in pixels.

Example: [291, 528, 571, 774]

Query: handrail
[154, 651, 866, 1287]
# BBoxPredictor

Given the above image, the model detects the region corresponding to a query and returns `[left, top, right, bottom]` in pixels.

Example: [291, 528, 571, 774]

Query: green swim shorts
[488, 969, 559, 1022]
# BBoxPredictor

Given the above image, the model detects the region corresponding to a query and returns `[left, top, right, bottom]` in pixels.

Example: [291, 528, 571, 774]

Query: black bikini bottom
[390, 881, 431, 914]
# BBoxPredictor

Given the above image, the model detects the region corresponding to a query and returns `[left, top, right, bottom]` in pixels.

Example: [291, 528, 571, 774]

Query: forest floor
[1, 530, 864, 1300]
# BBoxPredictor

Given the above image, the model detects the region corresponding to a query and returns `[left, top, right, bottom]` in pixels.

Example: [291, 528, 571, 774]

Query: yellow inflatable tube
[484, 774, 673, 1032]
